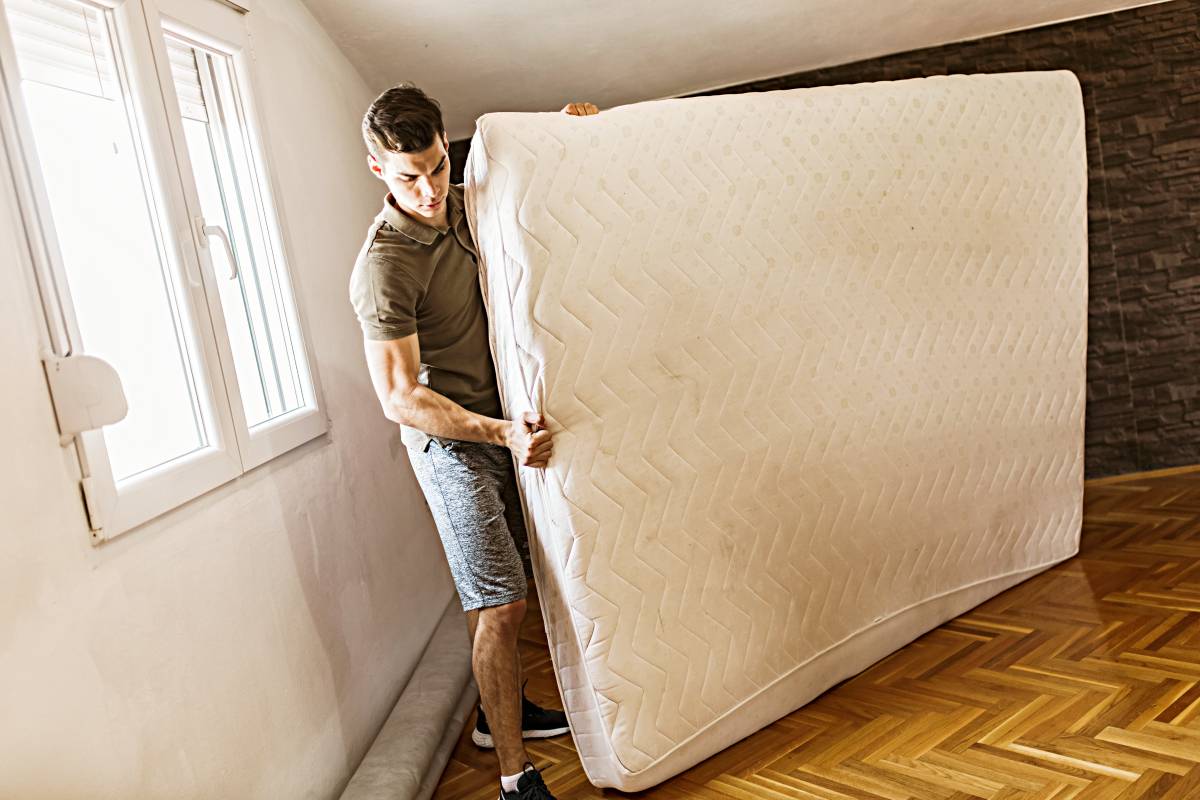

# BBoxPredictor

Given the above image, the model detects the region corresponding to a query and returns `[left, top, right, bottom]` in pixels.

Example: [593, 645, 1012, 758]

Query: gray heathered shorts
[407, 437, 531, 612]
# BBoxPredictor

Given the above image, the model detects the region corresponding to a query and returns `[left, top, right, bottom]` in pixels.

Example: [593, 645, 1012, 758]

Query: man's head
[363, 84, 451, 225]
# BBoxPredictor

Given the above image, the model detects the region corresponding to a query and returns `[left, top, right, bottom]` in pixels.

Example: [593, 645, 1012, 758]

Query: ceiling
[298, 0, 1171, 140]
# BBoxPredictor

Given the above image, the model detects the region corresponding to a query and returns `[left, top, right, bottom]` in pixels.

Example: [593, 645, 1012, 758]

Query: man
[349, 84, 598, 800]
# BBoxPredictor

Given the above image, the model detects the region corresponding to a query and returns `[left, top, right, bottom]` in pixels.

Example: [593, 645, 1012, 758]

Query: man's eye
[433, 163, 446, 174]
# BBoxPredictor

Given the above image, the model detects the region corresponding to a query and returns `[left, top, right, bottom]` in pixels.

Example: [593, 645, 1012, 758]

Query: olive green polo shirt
[349, 184, 502, 443]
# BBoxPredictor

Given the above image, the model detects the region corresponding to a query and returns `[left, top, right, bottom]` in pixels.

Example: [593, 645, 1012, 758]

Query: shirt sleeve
[349, 253, 423, 341]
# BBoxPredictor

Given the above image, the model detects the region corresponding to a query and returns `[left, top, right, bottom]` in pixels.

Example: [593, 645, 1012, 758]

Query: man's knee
[478, 597, 527, 633]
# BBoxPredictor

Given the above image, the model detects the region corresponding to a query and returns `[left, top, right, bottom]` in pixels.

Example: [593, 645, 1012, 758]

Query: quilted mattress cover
[464, 71, 1087, 791]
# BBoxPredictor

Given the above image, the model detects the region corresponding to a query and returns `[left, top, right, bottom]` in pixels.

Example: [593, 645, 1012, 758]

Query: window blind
[165, 34, 207, 122]
[6, 0, 116, 99]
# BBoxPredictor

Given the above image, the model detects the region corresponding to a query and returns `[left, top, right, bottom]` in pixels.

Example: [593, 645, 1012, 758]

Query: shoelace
[513, 762, 550, 799]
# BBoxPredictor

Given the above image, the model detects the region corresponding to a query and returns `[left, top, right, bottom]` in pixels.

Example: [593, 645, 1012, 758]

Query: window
[0, 0, 324, 541]
[167, 33, 307, 430]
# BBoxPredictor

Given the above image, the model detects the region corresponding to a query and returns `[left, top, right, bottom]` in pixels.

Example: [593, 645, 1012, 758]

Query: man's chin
[396, 201, 436, 220]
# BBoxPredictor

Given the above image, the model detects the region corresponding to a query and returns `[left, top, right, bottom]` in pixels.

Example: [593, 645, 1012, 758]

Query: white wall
[301, 0, 1172, 139]
[0, 0, 455, 797]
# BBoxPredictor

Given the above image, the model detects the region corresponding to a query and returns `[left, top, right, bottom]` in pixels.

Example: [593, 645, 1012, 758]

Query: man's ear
[367, 153, 383, 178]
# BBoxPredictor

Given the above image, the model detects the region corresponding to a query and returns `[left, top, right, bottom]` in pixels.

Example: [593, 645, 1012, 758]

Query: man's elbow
[382, 383, 420, 426]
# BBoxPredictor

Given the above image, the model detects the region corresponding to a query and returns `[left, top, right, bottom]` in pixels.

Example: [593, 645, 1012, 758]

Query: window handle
[194, 217, 239, 280]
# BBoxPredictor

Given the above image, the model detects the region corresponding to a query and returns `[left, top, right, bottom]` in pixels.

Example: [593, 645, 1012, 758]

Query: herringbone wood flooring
[432, 467, 1200, 799]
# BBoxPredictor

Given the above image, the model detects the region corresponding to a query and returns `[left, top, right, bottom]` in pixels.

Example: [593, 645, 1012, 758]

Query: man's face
[368, 133, 451, 225]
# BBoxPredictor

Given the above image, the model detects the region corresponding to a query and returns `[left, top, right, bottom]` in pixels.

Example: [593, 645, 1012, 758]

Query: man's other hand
[506, 411, 554, 468]
[561, 102, 599, 116]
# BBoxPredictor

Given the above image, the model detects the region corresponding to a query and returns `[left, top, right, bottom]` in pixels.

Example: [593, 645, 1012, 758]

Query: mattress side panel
[465, 121, 623, 786]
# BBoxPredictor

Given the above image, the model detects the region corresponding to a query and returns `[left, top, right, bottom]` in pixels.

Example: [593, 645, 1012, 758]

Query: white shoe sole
[472, 725, 571, 749]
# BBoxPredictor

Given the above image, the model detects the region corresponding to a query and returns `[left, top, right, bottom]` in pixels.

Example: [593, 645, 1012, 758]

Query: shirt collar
[379, 185, 464, 246]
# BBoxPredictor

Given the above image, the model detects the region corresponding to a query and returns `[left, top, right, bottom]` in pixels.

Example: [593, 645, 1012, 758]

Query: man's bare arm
[364, 335, 553, 467]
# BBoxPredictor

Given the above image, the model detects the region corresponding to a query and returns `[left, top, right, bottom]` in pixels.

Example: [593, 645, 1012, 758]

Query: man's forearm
[386, 383, 508, 445]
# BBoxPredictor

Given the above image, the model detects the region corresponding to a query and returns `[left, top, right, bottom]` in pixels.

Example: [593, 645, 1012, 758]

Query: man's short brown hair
[362, 83, 445, 156]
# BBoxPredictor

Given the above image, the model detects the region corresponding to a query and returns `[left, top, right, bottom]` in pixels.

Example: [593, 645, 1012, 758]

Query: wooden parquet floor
[432, 467, 1200, 799]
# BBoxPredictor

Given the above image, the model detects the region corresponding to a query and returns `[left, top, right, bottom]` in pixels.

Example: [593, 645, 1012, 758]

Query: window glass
[167, 33, 305, 427]
[7, 0, 207, 480]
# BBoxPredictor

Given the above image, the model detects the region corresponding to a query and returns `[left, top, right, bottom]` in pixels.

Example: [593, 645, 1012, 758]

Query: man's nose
[415, 176, 435, 197]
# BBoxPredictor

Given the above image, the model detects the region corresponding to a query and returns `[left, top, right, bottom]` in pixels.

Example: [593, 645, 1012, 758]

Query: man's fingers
[561, 102, 599, 116]
[522, 411, 545, 432]
[526, 437, 553, 467]
[515, 417, 554, 467]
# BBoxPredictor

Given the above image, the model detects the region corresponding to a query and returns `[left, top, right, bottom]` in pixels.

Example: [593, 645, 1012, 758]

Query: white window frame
[0, 0, 326, 543]
[146, 0, 326, 469]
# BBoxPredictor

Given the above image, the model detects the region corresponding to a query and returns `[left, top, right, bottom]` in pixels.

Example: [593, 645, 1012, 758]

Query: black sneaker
[499, 762, 556, 799]
[474, 689, 570, 748]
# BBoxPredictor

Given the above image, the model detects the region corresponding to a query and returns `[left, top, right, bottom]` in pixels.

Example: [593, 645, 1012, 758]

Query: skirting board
[339, 597, 477, 800]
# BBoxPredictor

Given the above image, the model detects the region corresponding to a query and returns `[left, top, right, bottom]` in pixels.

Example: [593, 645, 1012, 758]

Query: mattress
[464, 70, 1087, 791]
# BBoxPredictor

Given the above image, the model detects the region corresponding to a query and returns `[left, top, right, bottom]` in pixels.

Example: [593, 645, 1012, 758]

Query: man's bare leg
[468, 599, 529, 776]
[467, 607, 526, 698]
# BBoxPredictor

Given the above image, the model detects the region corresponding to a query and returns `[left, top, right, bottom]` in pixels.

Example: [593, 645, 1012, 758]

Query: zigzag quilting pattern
[464, 70, 1088, 791]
